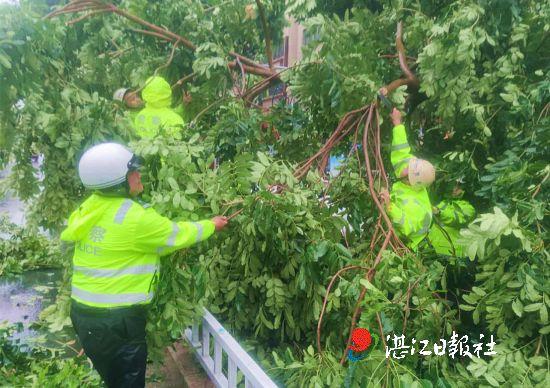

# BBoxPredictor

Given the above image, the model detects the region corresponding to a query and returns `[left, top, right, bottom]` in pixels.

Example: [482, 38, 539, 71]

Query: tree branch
[46, 1, 280, 80]
[255, 0, 274, 70]
[317, 265, 370, 354]
[382, 22, 420, 95]
[130, 28, 174, 42]
[172, 72, 197, 90]
[396, 22, 416, 82]
[66, 8, 109, 25]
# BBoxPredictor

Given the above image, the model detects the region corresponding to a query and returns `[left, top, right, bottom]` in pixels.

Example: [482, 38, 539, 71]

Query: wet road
[0, 269, 62, 344]
[0, 160, 75, 349]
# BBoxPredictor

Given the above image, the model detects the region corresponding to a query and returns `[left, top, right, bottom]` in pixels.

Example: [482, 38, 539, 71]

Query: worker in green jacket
[379, 106, 435, 250]
[379, 89, 475, 255]
[428, 197, 476, 256]
[61, 142, 228, 387]
[113, 87, 144, 118]
[134, 76, 184, 139]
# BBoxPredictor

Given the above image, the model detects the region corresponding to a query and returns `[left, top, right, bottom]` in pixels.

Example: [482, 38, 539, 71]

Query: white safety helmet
[408, 158, 435, 187]
[113, 88, 129, 102]
[78, 143, 139, 189]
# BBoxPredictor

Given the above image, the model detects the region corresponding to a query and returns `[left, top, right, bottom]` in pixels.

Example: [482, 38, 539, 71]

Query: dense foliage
[0, 323, 100, 387]
[1, 0, 548, 387]
[0, 217, 64, 276]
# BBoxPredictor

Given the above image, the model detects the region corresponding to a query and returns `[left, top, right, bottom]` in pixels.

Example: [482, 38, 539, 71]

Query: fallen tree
[1, 1, 548, 387]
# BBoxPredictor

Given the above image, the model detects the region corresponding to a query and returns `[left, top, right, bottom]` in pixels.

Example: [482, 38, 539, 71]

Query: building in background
[261, 18, 305, 108]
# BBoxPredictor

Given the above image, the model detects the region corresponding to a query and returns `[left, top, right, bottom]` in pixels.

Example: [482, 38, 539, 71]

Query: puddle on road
[0, 269, 78, 354]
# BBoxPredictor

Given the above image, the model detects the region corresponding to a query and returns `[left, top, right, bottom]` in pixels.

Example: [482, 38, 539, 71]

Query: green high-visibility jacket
[128, 109, 139, 123]
[391, 124, 414, 177]
[173, 103, 190, 123]
[134, 76, 184, 139]
[388, 124, 432, 249]
[428, 200, 475, 257]
[388, 182, 432, 249]
[60, 194, 215, 308]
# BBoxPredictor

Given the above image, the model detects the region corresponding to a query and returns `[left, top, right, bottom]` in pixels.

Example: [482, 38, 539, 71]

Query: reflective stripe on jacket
[60, 194, 215, 308]
[390, 124, 414, 177]
[134, 76, 184, 139]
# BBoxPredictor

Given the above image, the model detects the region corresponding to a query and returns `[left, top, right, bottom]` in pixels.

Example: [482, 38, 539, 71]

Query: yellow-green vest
[60, 194, 215, 308]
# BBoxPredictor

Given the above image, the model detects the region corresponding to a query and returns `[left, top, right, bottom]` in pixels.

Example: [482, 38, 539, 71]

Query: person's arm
[163, 113, 185, 139]
[133, 208, 227, 256]
[388, 108, 415, 177]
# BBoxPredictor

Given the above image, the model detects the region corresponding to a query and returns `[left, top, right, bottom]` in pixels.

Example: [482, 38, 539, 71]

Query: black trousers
[70, 300, 148, 388]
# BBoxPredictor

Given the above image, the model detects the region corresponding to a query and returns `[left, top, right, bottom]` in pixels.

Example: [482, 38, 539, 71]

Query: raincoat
[387, 124, 432, 249]
[60, 193, 215, 308]
[134, 76, 184, 139]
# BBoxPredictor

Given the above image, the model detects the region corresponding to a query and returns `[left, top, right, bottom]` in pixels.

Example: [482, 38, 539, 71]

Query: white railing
[184, 308, 278, 388]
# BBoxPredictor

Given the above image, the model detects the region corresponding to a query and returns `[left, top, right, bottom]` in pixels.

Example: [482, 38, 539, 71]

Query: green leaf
[172, 192, 181, 207]
[506, 281, 523, 288]
[472, 287, 486, 296]
[524, 303, 542, 312]
[257, 152, 270, 166]
[540, 304, 548, 324]
[511, 299, 523, 317]
[463, 293, 478, 304]
[0, 51, 12, 69]
[167, 177, 179, 191]
[485, 374, 500, 387]
[473, 308, 480, 324]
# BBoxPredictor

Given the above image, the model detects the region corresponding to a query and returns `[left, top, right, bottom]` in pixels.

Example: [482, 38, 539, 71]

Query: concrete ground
[147, 341, 214, 388]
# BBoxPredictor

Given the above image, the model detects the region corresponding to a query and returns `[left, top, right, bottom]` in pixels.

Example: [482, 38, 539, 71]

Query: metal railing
[184, 308, 278, 388]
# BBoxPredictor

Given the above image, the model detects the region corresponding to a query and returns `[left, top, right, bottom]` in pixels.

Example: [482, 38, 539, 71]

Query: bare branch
[67, 9, 110, 25]
[396, 22, 416, 82]
[255, 0, 274, 70]
[228, 61, 273, 78]
[382, 22, 420, 95]
[47, 1, 280, 80]
[130, 28, 174, 42]
[172, 72, 197, 90]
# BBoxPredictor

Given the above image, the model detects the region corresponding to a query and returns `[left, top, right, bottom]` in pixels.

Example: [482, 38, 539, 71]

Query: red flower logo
[349, 328, 372, 352]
